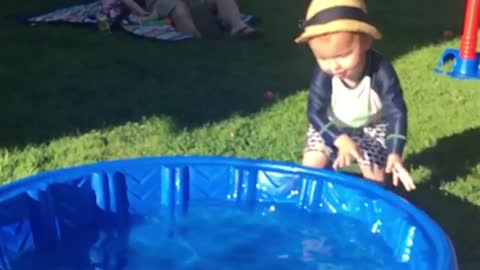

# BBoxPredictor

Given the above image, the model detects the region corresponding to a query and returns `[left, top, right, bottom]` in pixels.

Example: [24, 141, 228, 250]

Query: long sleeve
[307, 66, 342, 148]
[372, 58, 408, 155]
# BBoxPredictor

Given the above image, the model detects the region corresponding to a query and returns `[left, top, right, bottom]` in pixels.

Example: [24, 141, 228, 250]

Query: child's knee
[359, 165, 385, 183]
[302, 152, 330, 168]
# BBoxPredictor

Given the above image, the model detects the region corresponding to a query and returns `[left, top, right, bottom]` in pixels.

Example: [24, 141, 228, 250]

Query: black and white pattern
[304, 124, 388, 167]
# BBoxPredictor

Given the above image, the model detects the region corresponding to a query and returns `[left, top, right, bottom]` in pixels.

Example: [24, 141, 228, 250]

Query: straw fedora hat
[295, 0, 382, 43]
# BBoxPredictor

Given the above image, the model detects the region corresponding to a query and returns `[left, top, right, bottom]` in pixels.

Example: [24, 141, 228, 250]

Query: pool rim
[0, 155, 458, 269]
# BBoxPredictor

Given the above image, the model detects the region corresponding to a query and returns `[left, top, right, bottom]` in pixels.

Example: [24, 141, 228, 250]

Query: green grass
[1, 0, 480, 268]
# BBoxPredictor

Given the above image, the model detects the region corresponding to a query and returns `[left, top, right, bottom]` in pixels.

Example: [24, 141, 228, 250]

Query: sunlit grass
[1, 0, 480, 268]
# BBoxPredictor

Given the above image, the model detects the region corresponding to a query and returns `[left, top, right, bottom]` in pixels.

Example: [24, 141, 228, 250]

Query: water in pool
[12, 202, 404, 270]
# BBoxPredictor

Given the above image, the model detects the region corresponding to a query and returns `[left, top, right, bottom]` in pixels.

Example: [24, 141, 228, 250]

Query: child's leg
[302, 152, 329, 168]
[356, 124, 388, 183]
[359, 164, 384, 182]
[302, 125, 332, 168]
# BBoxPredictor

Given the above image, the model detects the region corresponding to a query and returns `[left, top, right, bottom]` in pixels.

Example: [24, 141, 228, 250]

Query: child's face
[308, 32, 371, 83]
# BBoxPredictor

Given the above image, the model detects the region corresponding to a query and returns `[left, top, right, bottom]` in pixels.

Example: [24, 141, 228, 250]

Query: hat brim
[295, 19, 382, 44]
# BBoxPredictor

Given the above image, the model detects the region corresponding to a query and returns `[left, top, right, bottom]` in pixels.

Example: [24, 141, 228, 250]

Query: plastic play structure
[435, 0, 480, 79]
[0, 156, 458, 269]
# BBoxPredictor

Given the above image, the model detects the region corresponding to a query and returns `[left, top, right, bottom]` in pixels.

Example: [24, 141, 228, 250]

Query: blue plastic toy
[435, 0, 480, 79]
[0, 156, 458, 269]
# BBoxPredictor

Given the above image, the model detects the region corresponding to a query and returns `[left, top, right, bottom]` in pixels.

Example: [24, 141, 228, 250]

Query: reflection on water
[11, 202, 404, 270]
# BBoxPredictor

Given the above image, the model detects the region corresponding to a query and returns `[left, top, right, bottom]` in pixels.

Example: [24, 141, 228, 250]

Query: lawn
[1, 0, 480, 268]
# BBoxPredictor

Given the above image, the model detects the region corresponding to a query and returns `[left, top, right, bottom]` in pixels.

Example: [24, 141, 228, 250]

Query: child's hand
[386, 154, 416, 191]
[333, 134, 363, 169]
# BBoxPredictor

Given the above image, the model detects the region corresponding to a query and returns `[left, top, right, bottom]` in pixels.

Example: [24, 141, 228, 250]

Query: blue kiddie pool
[0, 156, 457, 270]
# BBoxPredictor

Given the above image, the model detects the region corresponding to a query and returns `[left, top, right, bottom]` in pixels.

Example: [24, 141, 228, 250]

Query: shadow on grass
[406, 128, 480, 187]
[0, 0, 467, 148]
[395, 128, 480, 269]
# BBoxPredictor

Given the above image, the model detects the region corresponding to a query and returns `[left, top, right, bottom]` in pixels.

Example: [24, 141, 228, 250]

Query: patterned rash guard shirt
[307, 49, 408, 155]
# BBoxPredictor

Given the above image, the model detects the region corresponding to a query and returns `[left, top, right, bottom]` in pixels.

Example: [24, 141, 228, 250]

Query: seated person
[132, 0, 261, 39]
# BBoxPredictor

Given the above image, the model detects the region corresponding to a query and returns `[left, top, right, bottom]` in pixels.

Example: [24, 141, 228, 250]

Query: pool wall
[0, 156, 458, 269]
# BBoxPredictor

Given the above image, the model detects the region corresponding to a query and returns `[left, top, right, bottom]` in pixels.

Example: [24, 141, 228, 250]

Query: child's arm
[307, 66, 342, 148]
[373, 60, 407, 156]
[373, 57, 415, 191]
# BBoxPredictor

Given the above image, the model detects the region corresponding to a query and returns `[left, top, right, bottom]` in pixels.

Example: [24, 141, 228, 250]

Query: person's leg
[302, 125, 332, 168]
[170, 0, 201, 37]
[134, 0, 176, 23]
[205, 0, 252, 34]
